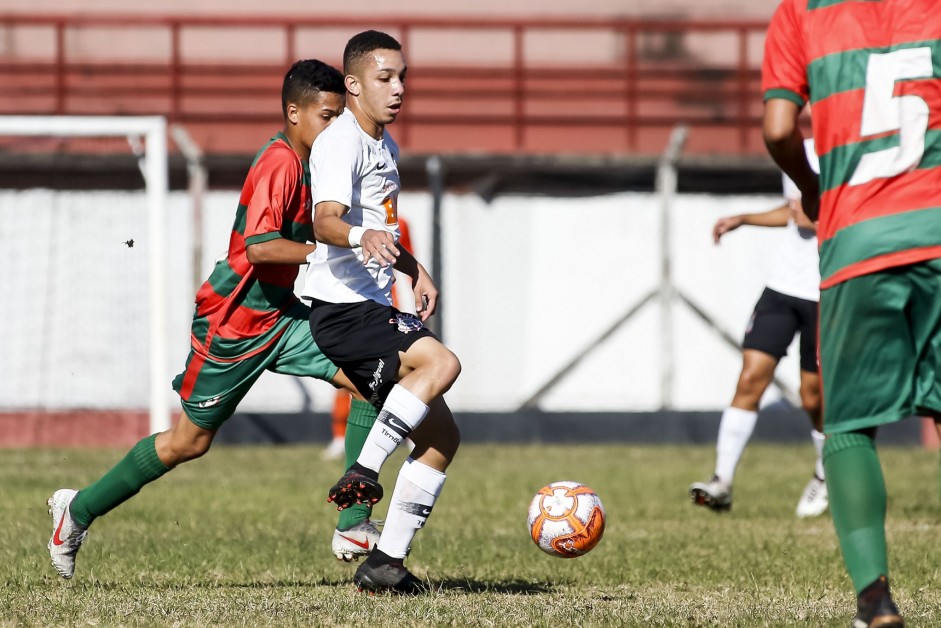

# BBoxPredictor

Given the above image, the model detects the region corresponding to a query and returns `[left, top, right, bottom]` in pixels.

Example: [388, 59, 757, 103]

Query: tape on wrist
[348, 226, 366, 247]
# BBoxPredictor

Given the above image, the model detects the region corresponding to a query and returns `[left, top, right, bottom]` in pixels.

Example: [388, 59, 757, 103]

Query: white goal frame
[0, 116, 170, 434]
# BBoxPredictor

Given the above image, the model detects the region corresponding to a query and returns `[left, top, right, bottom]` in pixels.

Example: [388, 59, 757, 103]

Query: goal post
[0, 115, 170, 435]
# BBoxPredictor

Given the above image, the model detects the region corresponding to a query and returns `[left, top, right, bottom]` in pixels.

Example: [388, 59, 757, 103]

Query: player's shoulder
[316, 111, 363, 147]
[253, 136, 302, 176]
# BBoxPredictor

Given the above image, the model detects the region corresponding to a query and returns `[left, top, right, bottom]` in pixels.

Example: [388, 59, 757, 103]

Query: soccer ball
[527, 481, 605, 558]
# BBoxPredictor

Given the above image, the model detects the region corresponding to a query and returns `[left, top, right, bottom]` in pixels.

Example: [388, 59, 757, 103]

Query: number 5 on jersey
[850, 46, 934, 186]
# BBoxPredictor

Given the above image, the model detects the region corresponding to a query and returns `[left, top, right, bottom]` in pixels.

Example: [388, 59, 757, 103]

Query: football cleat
[46, 489, 88, 579]
[332, 520, 381, 562]
[795, 475, 829, 518]
[354, 551, 428, 595]
[853, 576, 904, 628]
[327, 467, 383, 511]
[689, 476, 732, 512]
[321, 436, 346, 461]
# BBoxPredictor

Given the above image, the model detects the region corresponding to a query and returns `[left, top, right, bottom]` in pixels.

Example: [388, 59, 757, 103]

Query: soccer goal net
[0, 116, 171, 437]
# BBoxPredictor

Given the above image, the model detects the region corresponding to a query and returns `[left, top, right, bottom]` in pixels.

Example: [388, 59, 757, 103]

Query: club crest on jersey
[391, 313, 424, 334]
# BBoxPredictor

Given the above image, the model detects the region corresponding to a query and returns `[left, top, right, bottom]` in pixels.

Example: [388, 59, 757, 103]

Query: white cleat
[47, 489, 88, 579]
[331, 520, 381, 562]
[321, 436, 346, 461]
[795, 476, 829, 518]
[689, 476, 732, 512]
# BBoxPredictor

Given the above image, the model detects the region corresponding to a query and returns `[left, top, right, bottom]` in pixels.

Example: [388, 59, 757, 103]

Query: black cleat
[354, 551, 429, 595]
[327, 466, 383, 511]
[853, 576, 904, 628]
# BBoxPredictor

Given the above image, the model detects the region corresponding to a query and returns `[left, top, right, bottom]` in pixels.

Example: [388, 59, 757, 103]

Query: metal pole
[425, 155, 445, 340]
[655, 125, 688, 410]
[170, 123, 207, 296]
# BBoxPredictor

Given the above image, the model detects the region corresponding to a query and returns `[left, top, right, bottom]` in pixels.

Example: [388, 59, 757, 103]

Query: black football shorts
[309, 298, 436, 407]
[742, 287, 819, 373]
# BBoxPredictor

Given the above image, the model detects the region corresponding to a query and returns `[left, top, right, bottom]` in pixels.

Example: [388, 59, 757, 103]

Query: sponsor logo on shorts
[197, 396, 222, 408]
[394, 313, 424, 334]
[368, 359, 385, 394]
[744, 312, 756, 336]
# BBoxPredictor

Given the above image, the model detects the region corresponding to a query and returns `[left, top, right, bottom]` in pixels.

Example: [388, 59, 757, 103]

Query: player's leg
[794, 295, 828, 517]
[47, 342, 266, 579]
[324, 390, 351, 461]
[692, 289, 796, 509]
[267, 315, 381, 560]
[820, 269, 919, 625]
[354, 394, 459, 594]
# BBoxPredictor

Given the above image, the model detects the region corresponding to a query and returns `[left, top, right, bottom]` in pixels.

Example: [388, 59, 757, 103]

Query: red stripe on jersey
[820, 245, 941, 289]
[804, 2, 941, 62]
[178, 347, 207, 400]
[818, 167, 941, 242]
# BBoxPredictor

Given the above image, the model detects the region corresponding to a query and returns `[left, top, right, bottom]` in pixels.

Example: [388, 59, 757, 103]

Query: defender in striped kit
[763, 0, 941, 625]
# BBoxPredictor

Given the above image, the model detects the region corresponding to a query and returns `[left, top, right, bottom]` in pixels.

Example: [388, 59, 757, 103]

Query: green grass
[2, 443, 940, 626]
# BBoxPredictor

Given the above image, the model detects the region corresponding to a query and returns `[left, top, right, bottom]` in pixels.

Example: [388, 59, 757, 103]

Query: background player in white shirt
[302, 30, 461, 595]
[690, 140, 826, 518]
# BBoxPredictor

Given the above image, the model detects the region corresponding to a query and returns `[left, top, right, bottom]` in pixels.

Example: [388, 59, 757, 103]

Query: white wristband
[348, 226, 366, 248]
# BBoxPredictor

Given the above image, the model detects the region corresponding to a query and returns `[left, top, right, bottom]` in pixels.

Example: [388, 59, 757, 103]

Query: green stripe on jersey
[819, 129, 941, 191]
[819, 205, 941, 281]
[808, 39, 941, 104]
[764, 88, 806, 106]
[205, 260, 244, 299]
[807, 0, 883, 11]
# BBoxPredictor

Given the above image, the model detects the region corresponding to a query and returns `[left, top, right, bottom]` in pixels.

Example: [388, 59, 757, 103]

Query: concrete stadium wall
[1, 187, 804, 419]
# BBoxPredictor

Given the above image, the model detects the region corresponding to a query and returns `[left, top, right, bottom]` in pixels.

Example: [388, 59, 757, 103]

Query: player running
[47, 59, 381, 580]
[690, 140, 827, 518]
[763, 0, 941, 625]
[304, 30, 461, 594]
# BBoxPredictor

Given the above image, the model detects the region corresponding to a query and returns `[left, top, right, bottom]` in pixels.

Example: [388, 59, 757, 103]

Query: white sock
[356, 385, 429, 473]
[377, 458, 446, 559]
[811, 429, 826, 480]
[714, 406, 758, 484]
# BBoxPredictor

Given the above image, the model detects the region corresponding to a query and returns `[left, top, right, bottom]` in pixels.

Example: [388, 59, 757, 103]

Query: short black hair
[343, 30, 402, 75]
[281, 59, 344, 116]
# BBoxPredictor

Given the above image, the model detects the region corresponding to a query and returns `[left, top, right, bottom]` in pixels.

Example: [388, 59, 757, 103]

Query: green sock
[70, 433, 171, 528]
[337, 399, 378, 531]
[823, 431, 889, 594]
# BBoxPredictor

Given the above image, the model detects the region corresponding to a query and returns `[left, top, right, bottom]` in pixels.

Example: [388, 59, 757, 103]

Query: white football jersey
[769, 138, 820, 302]
[302, 109, 401, 305]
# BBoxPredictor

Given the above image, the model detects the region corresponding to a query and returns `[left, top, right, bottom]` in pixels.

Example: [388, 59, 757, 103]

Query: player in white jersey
[302, 30, 461, 595]
[690, 140, 826, 517]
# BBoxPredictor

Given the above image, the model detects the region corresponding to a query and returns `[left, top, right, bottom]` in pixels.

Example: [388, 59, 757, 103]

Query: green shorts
[172, 309, 339, 430]
[819, 258, 941, 434]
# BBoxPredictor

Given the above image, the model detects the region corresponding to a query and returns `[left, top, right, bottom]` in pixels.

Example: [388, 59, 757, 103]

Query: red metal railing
[0, 14, 771, 156]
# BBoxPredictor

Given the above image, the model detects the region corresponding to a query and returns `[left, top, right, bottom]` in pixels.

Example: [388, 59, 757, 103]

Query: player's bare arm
[313, 200, 399, 267]
[245, 238, 315, 265]
[763, 99, 820, 220]
[713, 205, 791, 244]
[394, 247, 438, 320]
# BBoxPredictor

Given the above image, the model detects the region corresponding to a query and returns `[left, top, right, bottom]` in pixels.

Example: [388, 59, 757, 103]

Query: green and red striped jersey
[762, 0, 941, 289]
[189, 132, 313, 360]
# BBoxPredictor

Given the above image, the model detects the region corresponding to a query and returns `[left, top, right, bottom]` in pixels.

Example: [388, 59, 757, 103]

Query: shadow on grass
[433, 578, 553, 595]
[77, 577, 554, 595]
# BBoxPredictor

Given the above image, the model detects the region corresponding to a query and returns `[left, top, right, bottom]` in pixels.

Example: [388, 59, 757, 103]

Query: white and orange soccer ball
[527, 481, 606, 558]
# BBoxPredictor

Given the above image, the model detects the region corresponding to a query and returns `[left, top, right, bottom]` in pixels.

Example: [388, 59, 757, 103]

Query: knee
[166, 434, 212, 465]
[736, 367, 769, 398]
[428, 349, 461, 392]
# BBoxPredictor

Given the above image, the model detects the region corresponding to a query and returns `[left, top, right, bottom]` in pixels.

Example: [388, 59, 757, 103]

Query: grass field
[3, 442, 940, 627]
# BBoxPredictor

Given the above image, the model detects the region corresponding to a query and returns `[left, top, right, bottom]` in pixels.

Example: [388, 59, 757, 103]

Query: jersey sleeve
[244, 148, 301, 246]
[762, 0, 809, 107]
[311, 130, 361, 209]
